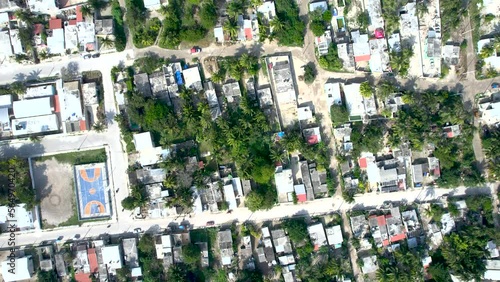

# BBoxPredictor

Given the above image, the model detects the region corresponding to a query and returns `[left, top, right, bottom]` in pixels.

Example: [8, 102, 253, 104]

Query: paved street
[0, 183, 495, 248]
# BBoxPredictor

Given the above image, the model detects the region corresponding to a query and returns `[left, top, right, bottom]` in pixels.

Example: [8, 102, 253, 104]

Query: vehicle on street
[73, 234, 80, 240]
[82, 54, 91, 59]
[134, 228, 142, 233]
[492, 82, 499, 89]
[56, 236, 64, 243]
[92, 53, 100, 58]
[206, 221, 215, 226]
[190, 47, 202, 54]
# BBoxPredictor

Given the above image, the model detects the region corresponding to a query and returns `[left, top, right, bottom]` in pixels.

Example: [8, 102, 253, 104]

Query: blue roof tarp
[175, 71, 184, 85]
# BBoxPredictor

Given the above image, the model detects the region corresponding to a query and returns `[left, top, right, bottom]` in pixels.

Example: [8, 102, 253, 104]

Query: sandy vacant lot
[33, 158, 74, 227]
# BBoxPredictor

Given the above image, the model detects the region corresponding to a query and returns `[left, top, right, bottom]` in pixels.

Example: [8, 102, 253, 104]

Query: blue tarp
[175, 71, 184, 85]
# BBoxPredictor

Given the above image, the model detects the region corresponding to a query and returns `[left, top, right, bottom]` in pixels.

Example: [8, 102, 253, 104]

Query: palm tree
[15, 10, 33, 25]
[223, 19, 238, 41]
[93, 122, 106, 132]
[99, 36, 114, 49]
[80, 5, 94, 17]
[250, 0, 263, 8]
[87, 0, 108, 11]
[270, 17, 284, 33]
[227, 1, 244, 18]
[211, 71, 225, 83]
[270, 146, 286, 163]
[163, 174, 177, 189]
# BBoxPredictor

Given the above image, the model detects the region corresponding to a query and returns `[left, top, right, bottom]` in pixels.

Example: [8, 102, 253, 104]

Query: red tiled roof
[76, 5, 84, 22]
[53, 95, 60, 113]
[245, 28, 252, 40]
[74, 273, 92, 282]
[376, 215, 386, 226]
[49, 18, 62, 29]
[390, 233, 406, 242]
[355, 54, 370, 62]
[297, 194, 307, 202]
[382, 239, 389, 246]
[79, 119, 87, 131]
[447, 131, 454, 138]
[88, 248, 98, 273]
[358, 158, 367, 169]
[86, 43, 95, 51]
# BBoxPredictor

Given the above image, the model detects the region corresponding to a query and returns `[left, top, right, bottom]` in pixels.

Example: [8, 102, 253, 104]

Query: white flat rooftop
[47, 28, 65, 54]
[12, 114, 59, 136]
[13, 97, 52, 118]
[25, 84, 55, 99]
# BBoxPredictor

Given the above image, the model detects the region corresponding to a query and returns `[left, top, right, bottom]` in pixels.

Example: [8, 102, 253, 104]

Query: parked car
[492, 82, 499, 89]
[82, 54, 91, 59]
[190, 47, 202, 54]
[73, 234, 80, 240]
[206, 221, 215, 226]
[92, 53, 100, 58]
[134, 228, 142, 233]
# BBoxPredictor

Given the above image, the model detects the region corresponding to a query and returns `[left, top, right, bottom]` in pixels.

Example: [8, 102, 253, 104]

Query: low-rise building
[308, 223, 328, 250]
[133, 132, 170, 166]
[271, 228, 292, 255]
[309, 0, 328, 12]
[122, 238, 139, 268]
[101, 245, 123, 273]
[303, 127, 322, 145]
[47, 19, 65, 54]
[315, 30, 332, 56]
[294, 184, 307, 203]
[0, 204, 35, 233]
[442, 44, 459, 66]
[478, 39, 500, 71]
[60, 80, 85, 133]
[361, 255, 378, 274]
[352, 31, 370, 63]
[257, 1, 276, 27]
[368, 214, 389, 247]
[324, 81, 342, 110]
[204, 81, 221, 120]
[369, 38, 390, 73]
[275, 167, 294, 203]
[218, 230, 233, 266]
[196, 242, 209, 267]
[75, 21, 96, 52]
[479, 100, 500, 125]
[143, 0, 160, 10]
[326, 225, 343, 248]
[9, 29, 23, 55]
[257, 87, 273, 108]
[223, 81, 241, 103]
[134, 73, 152, 97]
[183, 66, 203, 92]
[401, 209, 421, 238]
[95, 19, 114, 36]
[1, 256, 34, 282]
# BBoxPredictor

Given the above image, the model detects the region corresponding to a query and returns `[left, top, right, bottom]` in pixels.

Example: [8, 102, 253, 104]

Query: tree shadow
[61, 61, 80, 81]
[14, 73, 26, 82]
[0, 141, 46, 159]
[27, 69, 42, 81]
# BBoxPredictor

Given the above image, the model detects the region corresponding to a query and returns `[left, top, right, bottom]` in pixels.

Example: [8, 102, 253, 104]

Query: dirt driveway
[33, 158, 75, 227]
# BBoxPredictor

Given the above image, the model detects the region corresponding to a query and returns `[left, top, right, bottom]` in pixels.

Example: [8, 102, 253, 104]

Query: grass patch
[37, 148, 107, 165]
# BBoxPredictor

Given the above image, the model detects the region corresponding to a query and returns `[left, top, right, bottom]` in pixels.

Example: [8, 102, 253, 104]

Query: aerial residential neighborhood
[0, 0, 499, 281]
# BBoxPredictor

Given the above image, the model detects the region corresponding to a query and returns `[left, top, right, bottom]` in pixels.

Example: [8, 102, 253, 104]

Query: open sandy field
[33, 158, 75, 228]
